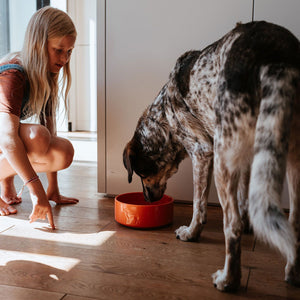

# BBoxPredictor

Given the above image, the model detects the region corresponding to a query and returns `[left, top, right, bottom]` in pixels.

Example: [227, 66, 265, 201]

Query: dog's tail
[249, 64, 299, 264]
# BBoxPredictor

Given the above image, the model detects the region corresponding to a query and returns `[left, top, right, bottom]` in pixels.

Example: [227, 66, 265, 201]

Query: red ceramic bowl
[115, 192, 173, 228]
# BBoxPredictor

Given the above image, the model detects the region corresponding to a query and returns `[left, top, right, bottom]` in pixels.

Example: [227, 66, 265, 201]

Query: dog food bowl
[115, 192, 173, 228]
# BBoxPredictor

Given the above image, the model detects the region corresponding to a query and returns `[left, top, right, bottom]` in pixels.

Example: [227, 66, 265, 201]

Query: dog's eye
[139, 174, 151, 182]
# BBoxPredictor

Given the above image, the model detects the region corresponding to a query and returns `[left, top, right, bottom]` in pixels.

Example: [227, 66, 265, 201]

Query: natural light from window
[1, 218, 116, 246]
[0, 250, 80, 272]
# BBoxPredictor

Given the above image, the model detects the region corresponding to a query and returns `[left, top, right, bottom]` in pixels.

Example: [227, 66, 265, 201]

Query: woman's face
[47, 35, 76, 73]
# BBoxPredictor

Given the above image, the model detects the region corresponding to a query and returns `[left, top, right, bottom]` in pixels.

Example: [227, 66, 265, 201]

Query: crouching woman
[0, 6, 79, 229]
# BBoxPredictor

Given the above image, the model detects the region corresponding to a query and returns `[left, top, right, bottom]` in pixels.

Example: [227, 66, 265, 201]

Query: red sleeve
[0, 68, 26, 117]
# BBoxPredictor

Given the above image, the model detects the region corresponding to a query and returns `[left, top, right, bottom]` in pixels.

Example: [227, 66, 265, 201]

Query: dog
[123, 21, 300, 292]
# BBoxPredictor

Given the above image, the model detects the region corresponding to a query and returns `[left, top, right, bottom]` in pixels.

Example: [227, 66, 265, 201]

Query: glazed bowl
[115, 192, 174, 228]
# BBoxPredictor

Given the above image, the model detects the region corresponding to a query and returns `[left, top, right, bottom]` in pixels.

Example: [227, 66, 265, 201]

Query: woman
[0, 6, 79, 229]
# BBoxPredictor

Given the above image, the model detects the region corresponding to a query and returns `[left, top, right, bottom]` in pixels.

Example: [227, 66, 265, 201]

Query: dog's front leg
[175, 155, 213, 242]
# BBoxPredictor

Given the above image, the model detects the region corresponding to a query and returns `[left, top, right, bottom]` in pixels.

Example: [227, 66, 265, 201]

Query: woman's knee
[53, 137, 74, 170]
[62, 138, 74, 168]
[20, 124, 51, 155]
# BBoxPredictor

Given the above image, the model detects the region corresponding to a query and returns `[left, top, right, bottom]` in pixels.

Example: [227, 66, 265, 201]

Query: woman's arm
[0, 112, 55, 228]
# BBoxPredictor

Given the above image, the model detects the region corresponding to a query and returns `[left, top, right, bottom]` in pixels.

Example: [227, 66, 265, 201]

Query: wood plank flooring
[0, 161, 299, 299]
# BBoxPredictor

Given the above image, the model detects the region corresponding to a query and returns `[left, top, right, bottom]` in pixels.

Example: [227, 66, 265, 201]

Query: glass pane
[0, 0, 9, 58]
[8, 0, 36, 53]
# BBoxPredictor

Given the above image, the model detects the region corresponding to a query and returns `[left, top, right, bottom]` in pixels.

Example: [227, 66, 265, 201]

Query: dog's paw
[212, 269, 240, 292]
[175, 226, 198, 242]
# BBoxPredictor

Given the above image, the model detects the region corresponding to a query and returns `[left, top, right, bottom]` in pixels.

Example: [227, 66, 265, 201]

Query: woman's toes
[7, 205, 17, 214]
[2, 196, 22, 205]
[0, 208, 7, 216]
[0, 198, 18, 215]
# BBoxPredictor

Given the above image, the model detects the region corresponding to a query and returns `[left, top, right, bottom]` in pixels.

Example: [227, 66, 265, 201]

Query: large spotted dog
[123, 21, 300, 292]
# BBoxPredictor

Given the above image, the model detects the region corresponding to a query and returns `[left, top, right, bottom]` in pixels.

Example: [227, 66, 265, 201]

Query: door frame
[97, 0, 106, 193]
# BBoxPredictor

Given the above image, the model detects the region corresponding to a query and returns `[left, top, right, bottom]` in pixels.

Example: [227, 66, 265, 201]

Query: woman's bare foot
[0, 176, 22, 205]
[0, 197, 17, 215]
[46, 173, 79, 205]
[47, 191, 79, 205]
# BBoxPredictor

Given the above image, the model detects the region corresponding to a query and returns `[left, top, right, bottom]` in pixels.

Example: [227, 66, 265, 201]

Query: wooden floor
[0, 162, 299, 300]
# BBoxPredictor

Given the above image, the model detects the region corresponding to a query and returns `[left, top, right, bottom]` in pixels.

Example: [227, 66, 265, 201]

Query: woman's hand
[28, 180, 55, 229]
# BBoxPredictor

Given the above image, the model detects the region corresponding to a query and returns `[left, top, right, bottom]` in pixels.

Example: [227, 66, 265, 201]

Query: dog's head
[123, 132, 186, 203]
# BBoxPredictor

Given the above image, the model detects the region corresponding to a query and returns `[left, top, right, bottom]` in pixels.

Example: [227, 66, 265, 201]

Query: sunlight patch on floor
[0, 250, 80, 272]
[0, 218, 116, 246]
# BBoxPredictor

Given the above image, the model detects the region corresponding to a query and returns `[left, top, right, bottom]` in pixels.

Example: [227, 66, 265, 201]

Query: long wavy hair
[20, 6, 77, 128]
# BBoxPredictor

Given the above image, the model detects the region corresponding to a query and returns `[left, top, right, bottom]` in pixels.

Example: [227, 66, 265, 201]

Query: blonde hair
[20, 6, 77, 128]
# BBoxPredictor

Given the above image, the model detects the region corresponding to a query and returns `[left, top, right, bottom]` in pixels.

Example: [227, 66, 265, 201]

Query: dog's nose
[144, 186, 164, 203]
[143, 186, 154, 203]
[141, 179, 163, 202]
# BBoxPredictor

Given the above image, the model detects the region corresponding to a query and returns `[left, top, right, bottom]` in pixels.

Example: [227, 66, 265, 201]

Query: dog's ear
[123, 141, 135, 183]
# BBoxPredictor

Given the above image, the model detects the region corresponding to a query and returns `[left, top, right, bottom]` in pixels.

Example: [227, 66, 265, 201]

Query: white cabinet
[98, 0, 253, 202]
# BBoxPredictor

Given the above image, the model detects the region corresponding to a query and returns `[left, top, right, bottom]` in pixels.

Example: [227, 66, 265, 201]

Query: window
[0, 0, 54, 59]
[37, 0, 50, 10]
[0, 0, 10, 58]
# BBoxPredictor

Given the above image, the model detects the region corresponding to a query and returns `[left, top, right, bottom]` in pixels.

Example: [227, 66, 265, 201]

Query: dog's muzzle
[141, 179, 164, 203]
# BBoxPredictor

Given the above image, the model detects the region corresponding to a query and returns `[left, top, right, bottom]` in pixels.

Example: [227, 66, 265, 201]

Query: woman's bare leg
[1, 176, 22, 204]
[0, 123, 74, 215]
[0, 155, 19, 215]
[46, 171, 79, 204]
